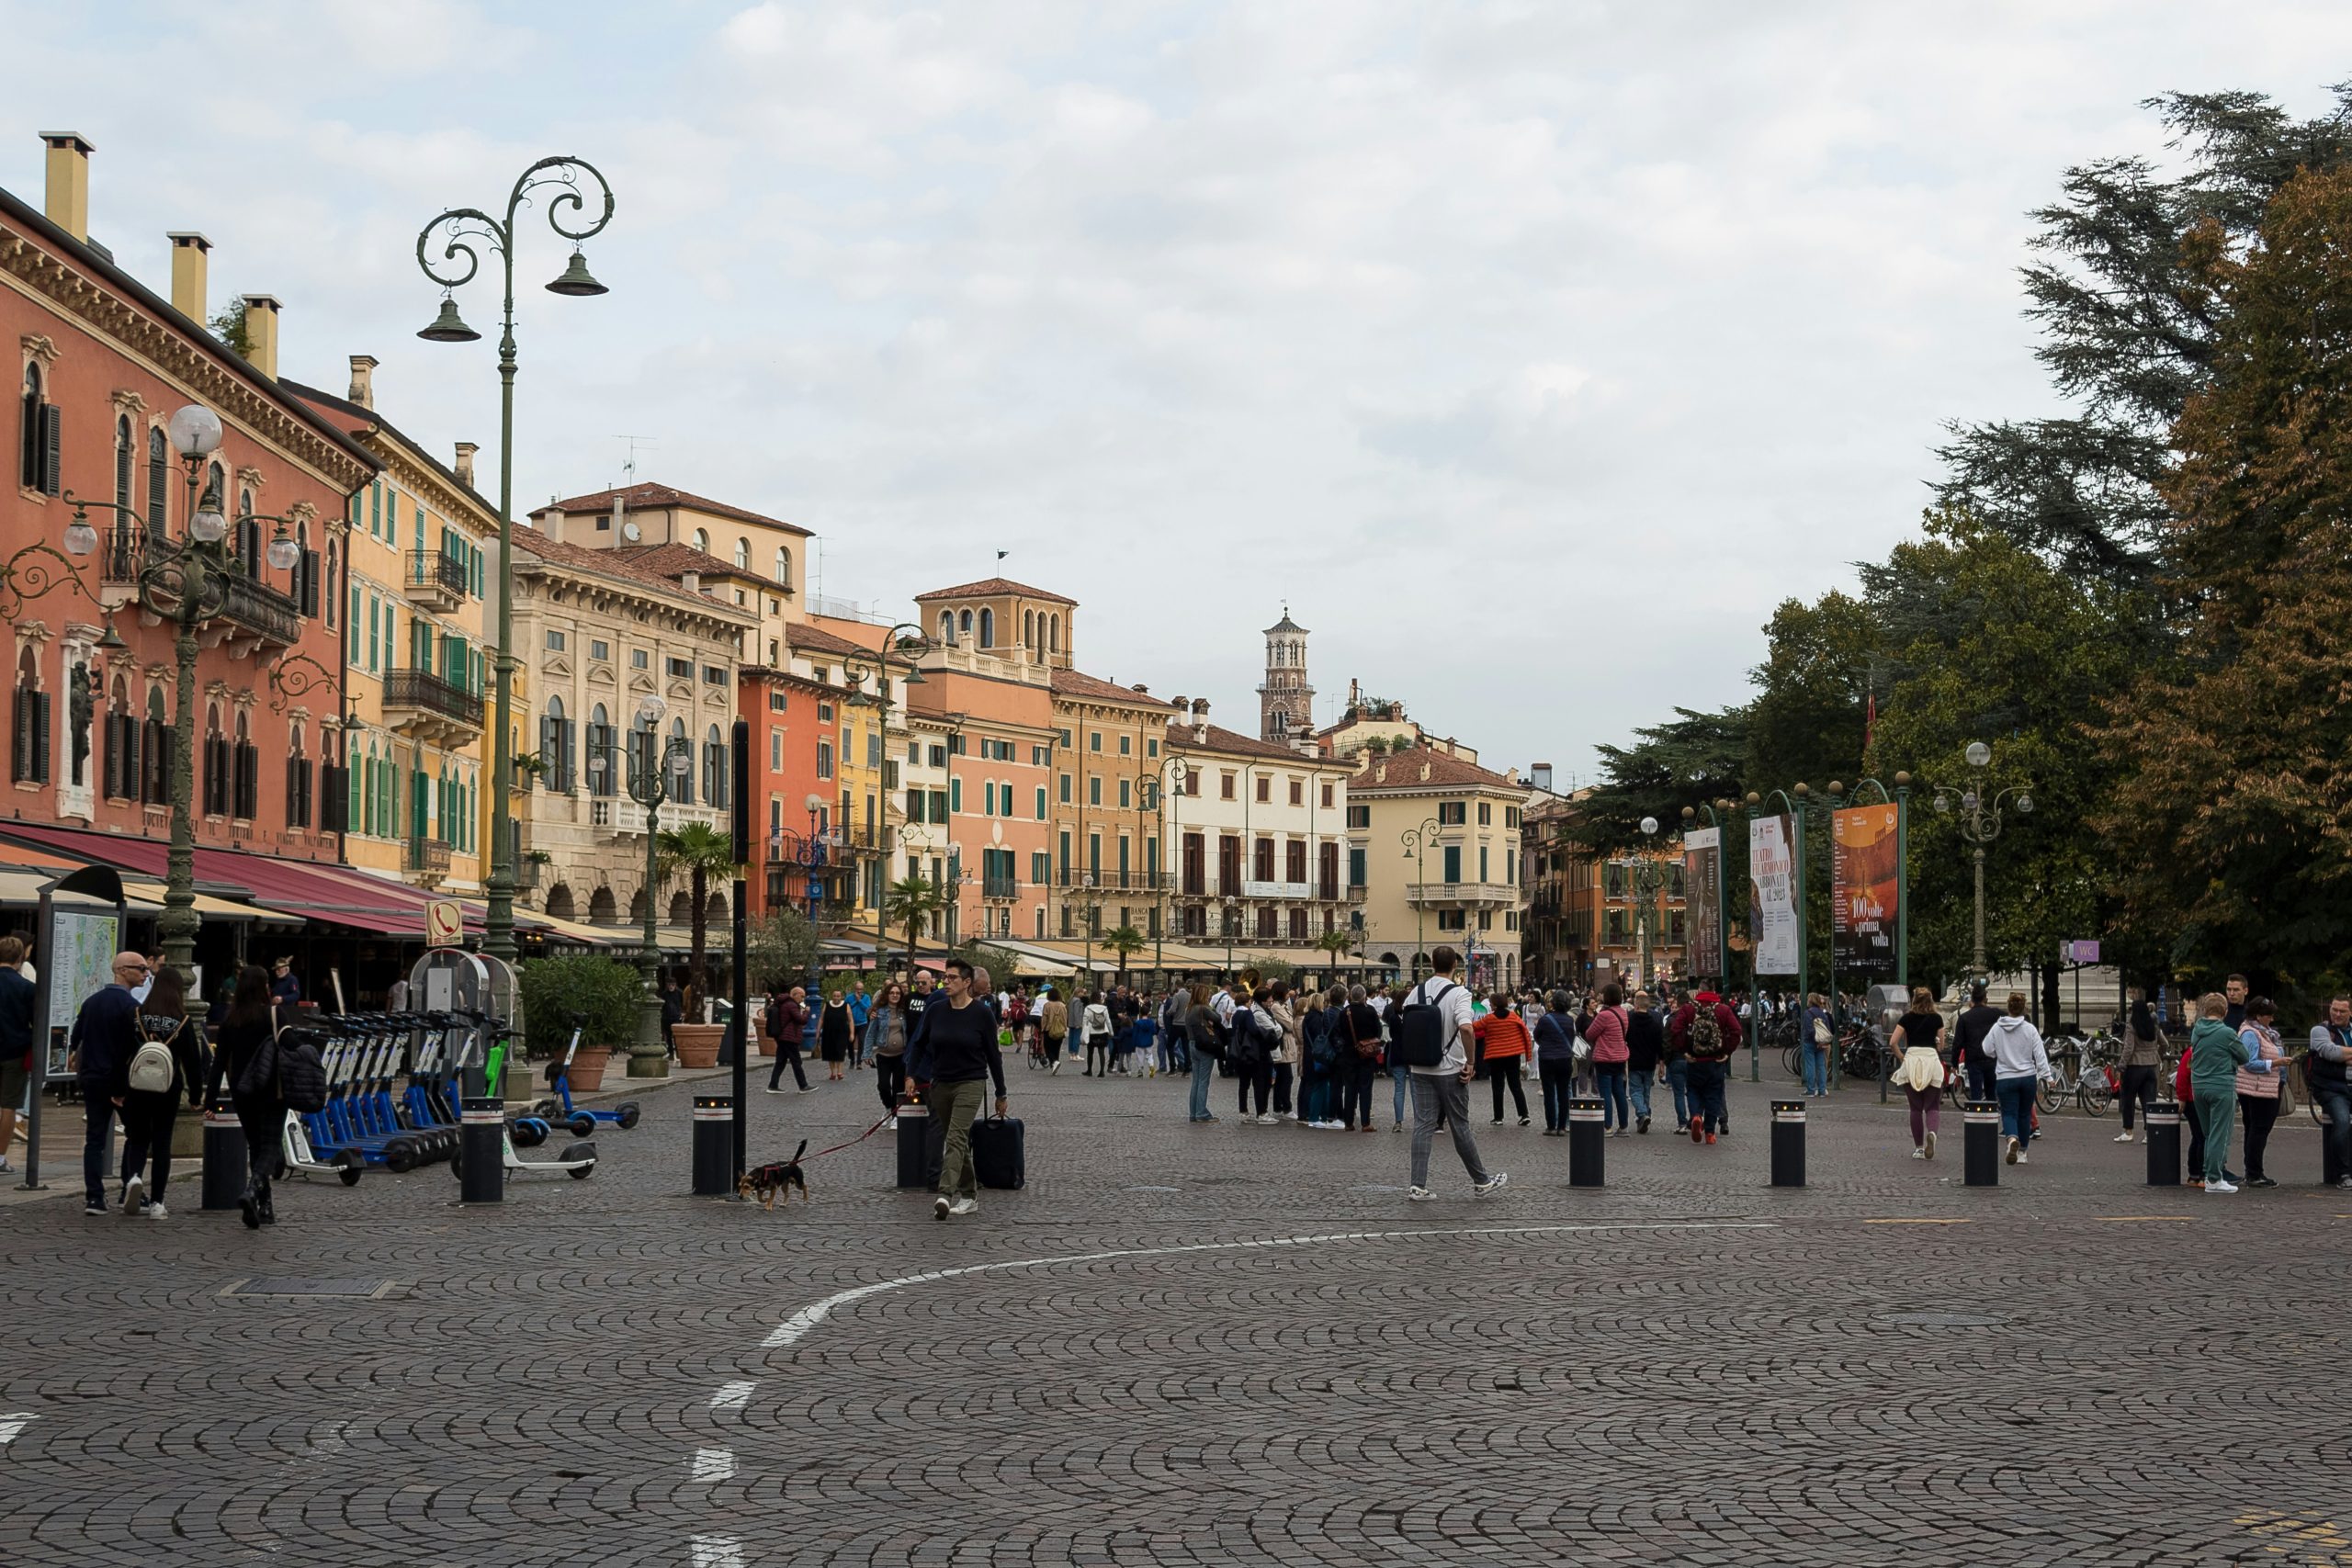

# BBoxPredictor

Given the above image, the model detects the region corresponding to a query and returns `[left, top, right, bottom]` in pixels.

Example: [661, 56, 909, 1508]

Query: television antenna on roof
[613, 434, 657, 487]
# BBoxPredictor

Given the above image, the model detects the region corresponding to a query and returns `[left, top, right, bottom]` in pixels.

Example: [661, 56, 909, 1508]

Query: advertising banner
[1749, 814, 1799, 976]
[1682, 827, 1722, 981]
[1831, 804, 1901, 977]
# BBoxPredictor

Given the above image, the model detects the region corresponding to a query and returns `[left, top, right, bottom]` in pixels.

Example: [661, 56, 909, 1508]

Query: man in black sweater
[927, 958, 1008, 1219]
[70, 952, 148, 1214]
[1952, 982, 2003, 1102]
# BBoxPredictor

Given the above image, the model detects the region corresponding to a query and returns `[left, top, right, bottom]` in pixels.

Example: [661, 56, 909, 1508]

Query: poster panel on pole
[1682, 827, 1721, 982]
[1831, 804, 1901, 977]
[1749, 815, 1799, 976]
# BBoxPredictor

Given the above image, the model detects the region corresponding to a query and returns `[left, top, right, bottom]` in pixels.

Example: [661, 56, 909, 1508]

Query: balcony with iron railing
[405, 548, 469, 611]
[1405, 880, 1518, 908]
[405, 836, 451, 879]
[383, 668, 484, 744]
[982, 874, 1019, 900]
[105, 533, 301, 653]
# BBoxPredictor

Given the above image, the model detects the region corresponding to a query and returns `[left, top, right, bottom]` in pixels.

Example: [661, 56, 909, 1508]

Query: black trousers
[2184, 1098, 2205, 1179]
[1487, 1058, 1528, 1122]
[2118, 1065, 2160, 1130]
[876, 1056, 906, 1114]
[767, 1043, 808, 1091]
[118, 1090, 180, 1203]
[1238, 1060, 1271, 1115]
[2242, 1093, 2280, 1180]
[1339, 1057, 1379, 1127]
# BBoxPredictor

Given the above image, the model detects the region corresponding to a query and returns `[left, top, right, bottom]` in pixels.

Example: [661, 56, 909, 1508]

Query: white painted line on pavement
[759, 1220, 1774, 1352]
[689, 1447, 735, 1483]
[688, 1534, 743, 1568]
[708, 1381, 756, 1410]
[0, 1413, 35, 1448]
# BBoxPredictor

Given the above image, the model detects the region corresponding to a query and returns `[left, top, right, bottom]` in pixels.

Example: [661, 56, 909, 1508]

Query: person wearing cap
[268, 957, 301, 1009]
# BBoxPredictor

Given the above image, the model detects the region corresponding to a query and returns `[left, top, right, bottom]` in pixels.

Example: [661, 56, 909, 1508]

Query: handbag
[268, 1014, 329, 1114]
[1571, 1034, 1592, 1062]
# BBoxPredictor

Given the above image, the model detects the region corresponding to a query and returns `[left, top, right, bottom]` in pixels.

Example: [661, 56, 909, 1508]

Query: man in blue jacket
[69, 952, 148, 1214]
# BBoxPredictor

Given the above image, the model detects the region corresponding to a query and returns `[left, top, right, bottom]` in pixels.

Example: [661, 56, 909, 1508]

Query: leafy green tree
[654, 821, 737, 1010]
[882, 874, 944, 967]
[1102, 925, 1146, 979]
[1743, 590, 1878, 794]
[1575, 707, 1748, 856]
[746, 908, 819, 994]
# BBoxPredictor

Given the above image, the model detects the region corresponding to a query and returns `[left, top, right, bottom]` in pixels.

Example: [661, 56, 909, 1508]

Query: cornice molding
[0, 233, 371, 492]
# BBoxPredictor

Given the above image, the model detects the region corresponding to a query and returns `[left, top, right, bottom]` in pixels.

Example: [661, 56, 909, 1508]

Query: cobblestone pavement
[5, 1061, 2348, 1567]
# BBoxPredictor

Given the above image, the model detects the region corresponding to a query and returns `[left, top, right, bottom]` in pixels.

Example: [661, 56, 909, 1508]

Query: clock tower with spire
[1259, 606, 1314, 745]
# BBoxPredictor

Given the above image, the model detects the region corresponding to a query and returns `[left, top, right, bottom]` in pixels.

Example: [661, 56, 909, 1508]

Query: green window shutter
[366, 598, 379, 671]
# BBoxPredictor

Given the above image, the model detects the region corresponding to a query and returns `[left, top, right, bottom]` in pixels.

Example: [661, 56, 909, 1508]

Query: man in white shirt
[1401, 946, 1507, 1201]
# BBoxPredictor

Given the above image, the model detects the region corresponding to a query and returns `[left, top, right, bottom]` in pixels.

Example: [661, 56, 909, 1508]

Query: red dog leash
[798, 1113, 891, 1163]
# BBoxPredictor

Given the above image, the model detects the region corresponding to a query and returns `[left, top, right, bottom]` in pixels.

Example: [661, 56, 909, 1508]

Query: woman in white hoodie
[1988, 992, 2056, 1165]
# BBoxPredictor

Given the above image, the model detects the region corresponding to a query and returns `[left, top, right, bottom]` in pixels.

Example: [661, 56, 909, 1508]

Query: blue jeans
[1189, 1050, 1216, 1120]
[1996, 1077, 2039, 1146]
[1629, 1067, 1654, 1122]
[1663, 1058, 1690, 1125]
[1686, 1059, 1728, 1134]
[1594, 1065, 1630, 1129]
[1801, 1043, 1827, 1094]
[2318, 1085, 2351, 1180]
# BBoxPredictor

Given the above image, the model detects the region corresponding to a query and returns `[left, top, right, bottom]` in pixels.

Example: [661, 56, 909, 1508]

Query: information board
[44, 906, 120, 1073]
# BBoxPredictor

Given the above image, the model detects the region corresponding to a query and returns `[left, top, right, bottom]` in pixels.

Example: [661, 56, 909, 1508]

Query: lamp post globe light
[623, 693, 688, 1078]
[49, 404, 312, 987]
[1927, 742, 2033, 979]
[415, 155, 616, 964]
[1398, 816, 1440, 982]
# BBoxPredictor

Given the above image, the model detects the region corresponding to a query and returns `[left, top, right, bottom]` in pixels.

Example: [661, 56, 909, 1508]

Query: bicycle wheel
[2079, 1076, 2110, 1116]
[1782, 1044, 1801, 1078]
[2036, 1080, 2060, 1115]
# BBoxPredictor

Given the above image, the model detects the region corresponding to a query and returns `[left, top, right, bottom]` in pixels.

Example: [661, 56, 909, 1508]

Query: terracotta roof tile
[610, 541, 760, 581]
[1050, 668, 1172, 707]
[1164, 718, 1317, 762]
[512, 527, 755, 618]
[1347, 743, 1519, 792]
[530, 480, 811, 537]
[786, 621, 867, 658]
[912, 575, 1075, 605]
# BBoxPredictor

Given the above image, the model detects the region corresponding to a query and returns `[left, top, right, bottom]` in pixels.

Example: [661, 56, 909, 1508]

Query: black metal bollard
[895, 1102, 931, 1190]
[2144, 1100, 2181, 1187]
[200, 1097, 247, 1212]
[458, 1096, 504, 1204]
[1962, 1100, 2000, 1187]
[1566, 1097, 1605, 1188]
[1770, 1099, 1805, 1188]
[692, 1093, 734, 1196]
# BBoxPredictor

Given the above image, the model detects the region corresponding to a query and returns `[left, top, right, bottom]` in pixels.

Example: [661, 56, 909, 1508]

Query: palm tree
[654, 820, 739, 1010]
[882, 874, 945, 971]
[1103, 924, 1147, 982]
[1316, 926, 1360, 969]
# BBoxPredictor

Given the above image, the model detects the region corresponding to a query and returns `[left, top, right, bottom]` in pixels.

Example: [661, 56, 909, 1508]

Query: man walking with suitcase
[927, 958, 1009, 1219]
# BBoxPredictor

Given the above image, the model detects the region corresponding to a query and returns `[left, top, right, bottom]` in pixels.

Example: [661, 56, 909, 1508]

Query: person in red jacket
[1473, 993, 1532, 1126]
[1679, 989, 1743, 1144]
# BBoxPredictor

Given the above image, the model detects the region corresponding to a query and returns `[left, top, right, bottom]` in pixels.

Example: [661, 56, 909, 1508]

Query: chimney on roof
[168, 232, 210, 321]
[1420, 761, 1431, 783]
[1531, 761, 1554, 793]
[453, 442, 477, 489]
[1190, 696, 1207, 745]
[347, 354, 378, 409]
[40, 132, 93, 243]
[242, 294, 281, 378]
[682, 570, 701, 597]
[1131, 683, 1148, 694]
[1170, 695, 1186, 710]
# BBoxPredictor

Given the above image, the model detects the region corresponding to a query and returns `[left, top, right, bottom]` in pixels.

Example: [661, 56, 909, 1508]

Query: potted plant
[673, 1018, 725, 1069]
[516, 953, 640, 1093]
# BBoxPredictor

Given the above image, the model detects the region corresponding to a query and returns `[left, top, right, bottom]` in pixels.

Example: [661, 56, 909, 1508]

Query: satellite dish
[621, 521, 641, 542]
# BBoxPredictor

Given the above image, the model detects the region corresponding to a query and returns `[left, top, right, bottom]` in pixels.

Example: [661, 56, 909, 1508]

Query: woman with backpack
[1474, 991, 1532, 1127]
[1336, 985, 1381, 1132]
[1585, 983, 1632, 1133]
[1297, 989, 1338, 1126]
[116, 965, 206, 1221]
[1533, 988, 1577, 1134]
[1228, 981, 1277, 1122]
[1182, 982, 1222, 1122]
[1080, 991, 1114, 1077]
[205, 963, 286, 1229]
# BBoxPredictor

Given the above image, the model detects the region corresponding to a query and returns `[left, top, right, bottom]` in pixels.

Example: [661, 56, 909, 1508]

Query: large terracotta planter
[673, 1023, 724, 1069]
[567, 1046, 612, 1094]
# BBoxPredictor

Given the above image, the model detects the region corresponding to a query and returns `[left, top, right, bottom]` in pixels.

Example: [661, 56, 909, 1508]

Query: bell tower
[1259, 606, 1314, 744]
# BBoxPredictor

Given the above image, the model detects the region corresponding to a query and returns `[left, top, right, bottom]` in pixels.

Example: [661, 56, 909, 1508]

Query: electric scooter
[544, 1012, 641, 1132]
[445, 1011, 596, 1182]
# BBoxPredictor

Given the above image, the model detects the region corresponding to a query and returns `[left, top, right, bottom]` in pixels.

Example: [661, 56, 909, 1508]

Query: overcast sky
[8, 3, 2348, 783]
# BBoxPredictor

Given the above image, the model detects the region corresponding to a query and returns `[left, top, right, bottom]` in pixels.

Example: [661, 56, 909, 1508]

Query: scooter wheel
[448, 1147, 462, 1179]
[511, 1120, 547, 1149]
[336, 1152, 364, 1188]
[384, 1138, 419, 1175]
[565, 1114, 595, 1139]
[616, 1102, 641, 1130]
[569, 1162, 595, 1180]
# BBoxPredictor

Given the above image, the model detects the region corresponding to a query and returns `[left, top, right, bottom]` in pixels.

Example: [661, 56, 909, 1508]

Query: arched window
[668, 716, 692, 805]
[145, 426, 168, 536]
[1023, 610, 1034, 649]
[589, 886, 617, 924]
[732, 537, 749, 570]
[690, 527, 709, 553]
[977, 608, 993, 649]
[202, 703, 227, 817]
[232, 710, 257, 819]
[1049, 615, 1060, 652]
[324, 542, 338, 628]
[702, 722, 726, 807]
[17, 366, 41, 491]
[539, 694, 574, 794]
[232, 488, 260, 577]
[141, 687, 167, 806]
[775, 546, 791, 589]
[588, 702, 614, 796]
[937, 611, 955, 645]
[10, 648, 47, 786]
[113, 414, 132, 521]
[668, 889, 693, 925]
[958, 610, 972, 637]
[285, 720, 312, 829]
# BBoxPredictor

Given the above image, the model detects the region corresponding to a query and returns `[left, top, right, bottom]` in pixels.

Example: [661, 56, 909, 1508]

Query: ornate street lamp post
[1926, 741, 2033, 979]
[415, 156, 616, 963]
[605, 693, 688, 1079]
[1221, 892, 1239, 978]
[1398, 815, 1439, 982]
[1629, 816, 1669, 992]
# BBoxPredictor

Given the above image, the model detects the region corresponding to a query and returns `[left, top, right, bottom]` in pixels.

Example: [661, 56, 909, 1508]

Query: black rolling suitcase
[971, 1113, 1026, 1190]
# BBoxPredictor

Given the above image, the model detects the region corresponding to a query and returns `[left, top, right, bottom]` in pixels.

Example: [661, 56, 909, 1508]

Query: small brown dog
[741, 1140, 809, 1209]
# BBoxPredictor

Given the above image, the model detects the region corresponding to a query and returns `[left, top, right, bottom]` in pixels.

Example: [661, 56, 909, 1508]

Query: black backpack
[1392, 982, 1458, 1068]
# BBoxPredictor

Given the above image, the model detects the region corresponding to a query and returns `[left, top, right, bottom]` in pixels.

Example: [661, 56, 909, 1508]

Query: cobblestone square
[5, 1065, 2347, 1567]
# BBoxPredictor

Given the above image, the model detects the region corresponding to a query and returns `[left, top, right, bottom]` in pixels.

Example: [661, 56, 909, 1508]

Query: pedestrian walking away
[204, 964, 288, 1228]
[1181, 982, 1222, 1122]
[1624, 991, 1664, 1134]
[2233, 997, 2286, 1188]
[925, 958, 1009, 1219]
[1081, 992, 1113, 1077]
[1339, 985, 1384, 1132]
[118, 964, 208, 1220]
[1473, 990, 1532, 1127]
[1661, 988, 1693, 1131]
[1676, 989, 1738, 1144]
[1040, 987, 1069, 1073]
[1800, 990, 1833, 1097]
[1533, 988, 1577, 1134]
[2188, 992, 2249, 1192]
[1889, 987, 1950, 1160]
[1953, 983, 2002, 1105]
[69, 951, 148, 1215]
[0, 936, 33, 1176]
[2114, 993, 2165, 1143]
[1988, 992, 2055, 1166]
[764, 986, 811, 1094]
[2308, 995, 2352, 1190]
[1398, 946, 1507, 1201]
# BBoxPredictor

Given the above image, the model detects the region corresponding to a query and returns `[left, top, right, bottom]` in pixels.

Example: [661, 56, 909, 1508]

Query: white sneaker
[765, 1087, 786, 1095]
[2113, 1131, 2135, 1143]
[948, 1197, 978, 1216]
[885, 1116, 899, 1131]
[145, 1201, 168, 1221]
[1259, 1113, 1281, 1125]
[1473, 1171, 1510, 1198]
[1910, 1146, 1926, 1159]
[120, 1176, 142, 1214]
[2205, 1178, 2238, 1193]
[933, 1195, 951, 1220]
[2004, 1136, 2020, 1166]
[1050, 1060, 1061, 1075]
[1924, 1131, 1937, 1160]
[2016, 1151, 2030, 1165]
[1407, 1186, 1435, 1201]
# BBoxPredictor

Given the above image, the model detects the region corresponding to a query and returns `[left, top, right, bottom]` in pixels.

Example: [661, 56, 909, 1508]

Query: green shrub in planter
[516, 953, 643, 1060]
